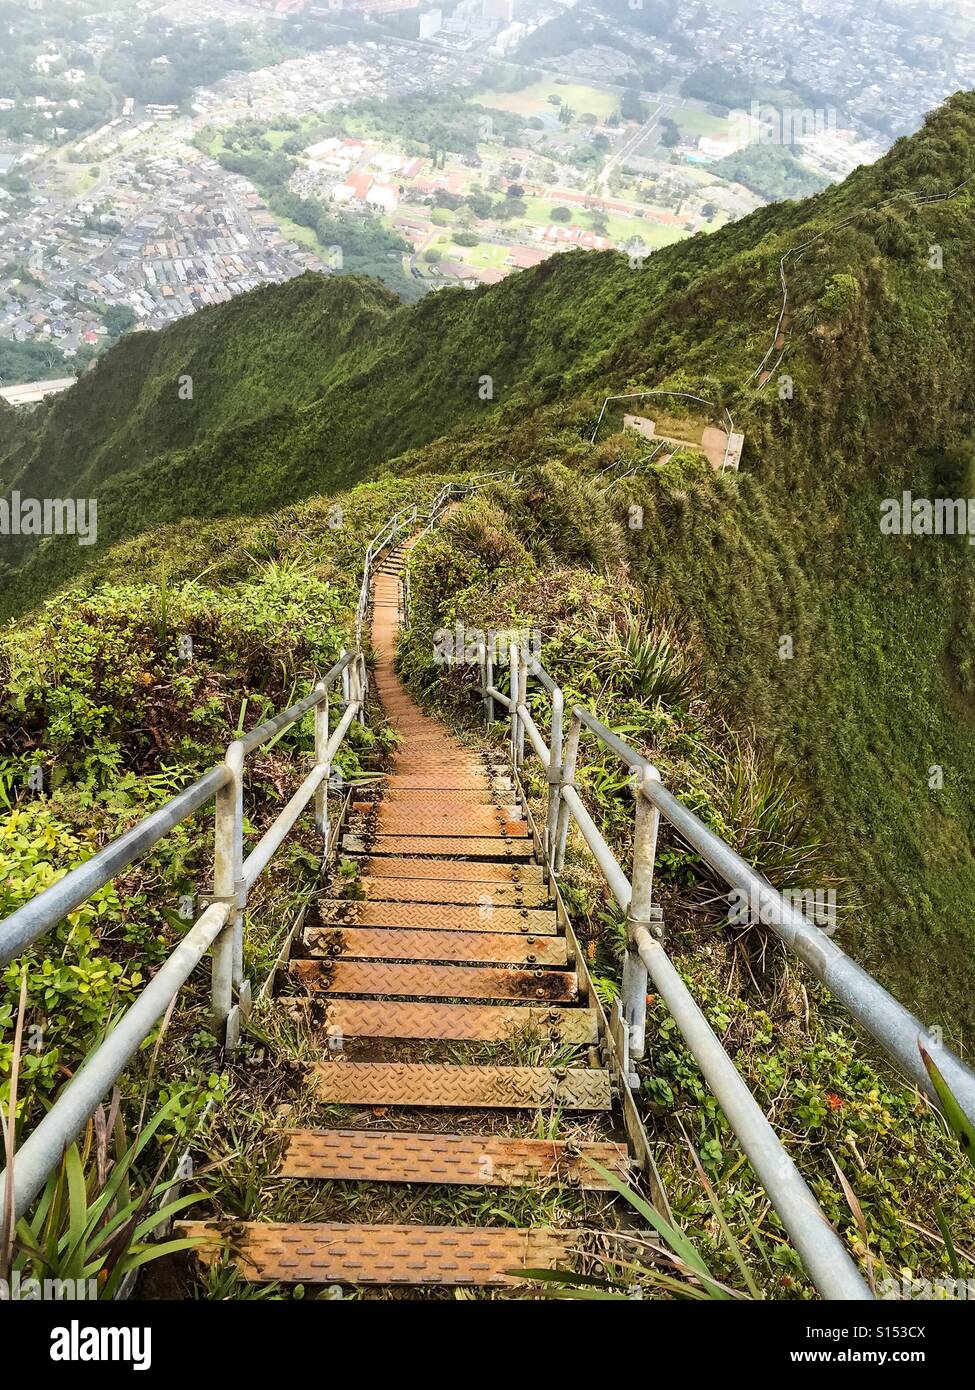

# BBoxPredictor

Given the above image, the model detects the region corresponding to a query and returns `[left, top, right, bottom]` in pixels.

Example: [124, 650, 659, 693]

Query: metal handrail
[0, 651, 354, 973]
[353, 472, 510, 647]
[573, 705, 975, 1125]
[0, 474, 507, 1228]
[471, 647, 975, 1298]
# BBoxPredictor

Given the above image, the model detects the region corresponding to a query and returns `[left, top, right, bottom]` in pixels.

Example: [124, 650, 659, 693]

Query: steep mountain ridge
[4, 94, 975, 614]
[4, 94, 975, 1036]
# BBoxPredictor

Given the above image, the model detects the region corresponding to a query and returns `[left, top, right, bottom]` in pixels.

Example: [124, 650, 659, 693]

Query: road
[0, 377, 76, 407]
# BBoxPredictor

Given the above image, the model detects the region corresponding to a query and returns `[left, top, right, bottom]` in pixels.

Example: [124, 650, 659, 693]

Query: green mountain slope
[4, 92, 975, 1039]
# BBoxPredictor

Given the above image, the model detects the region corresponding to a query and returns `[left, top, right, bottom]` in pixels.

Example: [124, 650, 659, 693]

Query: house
[505, 246, 549, 270]
[366, 183, 399, 212]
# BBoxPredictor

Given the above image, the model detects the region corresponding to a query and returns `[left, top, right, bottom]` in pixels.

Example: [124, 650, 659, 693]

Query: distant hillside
[3, 92, 974, 608]
[5, 93, 975, 1037]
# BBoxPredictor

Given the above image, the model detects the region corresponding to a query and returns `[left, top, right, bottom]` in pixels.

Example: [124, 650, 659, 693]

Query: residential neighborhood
[2, 0, 974, 392]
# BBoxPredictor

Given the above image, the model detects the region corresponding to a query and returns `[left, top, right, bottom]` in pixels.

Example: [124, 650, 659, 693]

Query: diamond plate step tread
[311, 1061, 611, 1109]
[319, 900, 557, 933]
[383, 778, 507, 791]
[373, 816, 529, 839]
[303, 926, 568, 966]
[277, 1130, 628, 1188]
[177, 1221, 579, 1286]
[292, 959, 578, 1002]
[357, 836, 535, 859]
[380, 790, 503, 804]
[353, 877, 550, 908]
[357, 857, 543, 885]
[323, 998, 597, 1043]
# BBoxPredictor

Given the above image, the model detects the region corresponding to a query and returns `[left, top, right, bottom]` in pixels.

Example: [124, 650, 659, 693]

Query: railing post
[477, 639, 489, 728]
[484, 637, 495, 726]
[314, 681, 330, 850]
[212, 739, 245, 1049]
[341, 646, 351, 707]
[516, 646, 528, 768]
[546, 686, 564, 879]
[624, 768, 661, 1062]
[508, 642, 520, 770]
[355, 653, 367, 726]
[553, 712, 581, 873]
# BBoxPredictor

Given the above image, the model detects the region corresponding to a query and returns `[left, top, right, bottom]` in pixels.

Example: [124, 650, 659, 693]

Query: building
[419, 8, 443, 38]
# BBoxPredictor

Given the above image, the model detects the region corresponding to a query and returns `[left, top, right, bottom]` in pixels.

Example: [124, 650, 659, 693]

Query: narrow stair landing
[180, 539, 629, 1293]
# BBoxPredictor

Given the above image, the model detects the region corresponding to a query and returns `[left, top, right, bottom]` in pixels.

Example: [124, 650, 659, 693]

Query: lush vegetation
[6, 93, 975, 1043]
[0, 474, 445, 1291]
[395, 465, 975, 1294]
[716, 144, 829, 202]
[307, 91, 526, 161]
[5, 91, 975, 1293]
[0, 339, 84, 387]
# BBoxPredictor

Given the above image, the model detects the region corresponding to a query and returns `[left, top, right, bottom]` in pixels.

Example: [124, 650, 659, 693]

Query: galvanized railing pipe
[486, 685, 512, 711]
[212, 741, 244, 1043]
[238, 652, 353, 755]
[491, 687, 873, 1299]
[0, 763, 230, 969]
[568, 703, 975, 1123]
[641, 775, 975, 1124]
[242, 765, 328, 894]
[0, 901, 231, 1224]
[632, 925, 872, 1301]
[516, 704, 549, 767]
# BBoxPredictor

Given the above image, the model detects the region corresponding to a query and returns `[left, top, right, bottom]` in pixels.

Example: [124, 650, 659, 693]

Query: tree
[466, 192, 493, 219]
[550, 205, 572, 222]
[104, 305, 137, 338]
[660, 117, 681, 148]
[621, 90, 647, 123]
[506, 183, 525, 199]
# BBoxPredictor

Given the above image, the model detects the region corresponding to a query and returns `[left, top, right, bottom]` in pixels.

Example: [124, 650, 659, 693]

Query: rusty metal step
[322, 998, 596, 1043]
[311, 1061, 611, 1109]
[304, 926, 567, 966]
[319, 900, 556, 933]
[380, 790, 504, 806]
[277, 1129, 628, 1187]
[352, 877, 549, 908]
[292, 959, 578, 1001]
[354, 856, 543, 884]
[373, 814, 529, 838]
[383, 776, 505, 791]
[177, 1220, 579, 1286]
[349, 835, 535, 859]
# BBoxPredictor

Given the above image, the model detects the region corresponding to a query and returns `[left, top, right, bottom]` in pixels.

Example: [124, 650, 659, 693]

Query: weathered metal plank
[373, 814, 529, 839]
[311, 1062, 611, 1109]
[350, 835, 534, 859]
[318, 900, 556, 933]
[292, 959, 578, 1002]
[355, 877, 549, 908]
[303, 926, 567, 966]
[323, 998, 597, 1043]
[278, 1130, 628, 1188]
[357, 857, 543, 885]
[177, 1220, 579, 1285]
